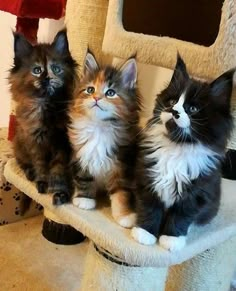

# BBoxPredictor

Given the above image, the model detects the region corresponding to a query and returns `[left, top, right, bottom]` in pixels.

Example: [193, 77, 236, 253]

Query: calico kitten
[69, 52, 140, 227]
[9, 30, 77, 205]
[131, 55, 234, 251]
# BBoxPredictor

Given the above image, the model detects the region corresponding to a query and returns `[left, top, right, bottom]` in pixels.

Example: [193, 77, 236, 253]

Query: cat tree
[4, 0, 236, 290]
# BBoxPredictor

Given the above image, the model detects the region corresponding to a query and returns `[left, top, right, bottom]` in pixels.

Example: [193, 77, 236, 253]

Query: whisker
[191, 126, 211, 146]
[191, 120, 206, 126]
[135, 121, 151, 137]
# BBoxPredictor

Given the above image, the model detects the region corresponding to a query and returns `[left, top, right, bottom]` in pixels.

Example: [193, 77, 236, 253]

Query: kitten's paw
[131, 227, 157, 245]
[36, 181, 48, 194]
[159, 235, 186, 252]
[53, 192, 70, 205]
[25, 167, 36, 181]
[48, 175, 67, 193]
[116, 213, 136, 228]
[73, 197, 96, 210]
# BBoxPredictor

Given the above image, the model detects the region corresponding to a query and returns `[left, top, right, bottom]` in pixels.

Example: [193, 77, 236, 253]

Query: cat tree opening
[123, 0, 223, 47]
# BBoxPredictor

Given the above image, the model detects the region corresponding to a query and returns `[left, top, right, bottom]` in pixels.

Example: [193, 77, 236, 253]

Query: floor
[0, 215, 88, 291]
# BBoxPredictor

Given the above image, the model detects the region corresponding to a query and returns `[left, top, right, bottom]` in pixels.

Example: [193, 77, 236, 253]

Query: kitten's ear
[13, 32, 33, 58]
[210, 69, 235, 108]
[52, 30, 69, 55]
[170, 53, 189, 83]
[120, 58, 137, 88]
[84, 52, 99, 75]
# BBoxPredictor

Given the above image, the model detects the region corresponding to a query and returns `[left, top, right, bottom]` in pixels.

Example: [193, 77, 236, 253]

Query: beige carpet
[0, 215, 88, 291]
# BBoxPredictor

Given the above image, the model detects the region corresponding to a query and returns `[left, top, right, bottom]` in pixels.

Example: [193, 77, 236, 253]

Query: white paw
[131, 227, 157, 245]
[159, 235, 186, 252]
[72, 197, 96, 210]
[117, 213, 136, 228]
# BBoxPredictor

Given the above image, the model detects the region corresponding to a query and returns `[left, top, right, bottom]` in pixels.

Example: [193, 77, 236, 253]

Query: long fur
[9, 30, 78, 205]
[69, 52, 140, 227]
[132, 55, 234, 250]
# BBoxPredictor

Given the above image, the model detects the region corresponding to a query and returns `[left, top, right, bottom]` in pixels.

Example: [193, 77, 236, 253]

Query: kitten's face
[152, 55, 234, 148]
[10, 30, 77, 99]
[71, 53, 138, 122]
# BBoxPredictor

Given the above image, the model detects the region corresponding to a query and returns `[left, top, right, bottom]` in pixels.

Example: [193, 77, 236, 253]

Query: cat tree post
[81, 242, 168, 291]
[65, 0, 111, 78]
[166, 238, 236, 291]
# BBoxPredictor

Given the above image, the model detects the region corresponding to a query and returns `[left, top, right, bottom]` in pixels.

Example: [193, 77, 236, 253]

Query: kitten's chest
[18, 102, 65, 128]
[144, 129, 219, 207]
[70, 120, 118, 177]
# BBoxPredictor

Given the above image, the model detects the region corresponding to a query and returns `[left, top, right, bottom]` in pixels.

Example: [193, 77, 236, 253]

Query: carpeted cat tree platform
[4, 159, 236, 290]
[4, 0, 236, 290]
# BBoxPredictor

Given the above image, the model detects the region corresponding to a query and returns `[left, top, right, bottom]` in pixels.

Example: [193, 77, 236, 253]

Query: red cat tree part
[0, 0, 66, 140]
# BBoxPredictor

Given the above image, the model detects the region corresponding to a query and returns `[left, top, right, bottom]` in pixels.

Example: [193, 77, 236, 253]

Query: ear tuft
[52, 29, 69, 55]
[13, 32, 33, 58]
[171, 53, 189, 82]
[210, 69, 235, 108]
[120, 58, 137, 88]
[84, 52, 99, 75]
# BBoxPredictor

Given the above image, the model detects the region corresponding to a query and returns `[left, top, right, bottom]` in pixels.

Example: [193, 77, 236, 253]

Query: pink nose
[93, 97, 99, 102]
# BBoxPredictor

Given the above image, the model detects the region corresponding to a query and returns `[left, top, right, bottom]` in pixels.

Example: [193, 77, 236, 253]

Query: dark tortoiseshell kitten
[132, 55, 234, 251]
[9, 30, 77, 205]
[69, 52, 140, 227]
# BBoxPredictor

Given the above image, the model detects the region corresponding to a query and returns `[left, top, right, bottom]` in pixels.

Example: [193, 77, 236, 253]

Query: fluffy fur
[132, 55, 234, 250]
[9, 30, 77, 205]
[69, 52, 140, 227]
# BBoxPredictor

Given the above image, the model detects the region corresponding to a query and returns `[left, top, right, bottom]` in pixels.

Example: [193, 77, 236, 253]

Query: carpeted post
[166, 237, 236, 291]
[81, 242, 168, 291]
[65, 0, 111, 78]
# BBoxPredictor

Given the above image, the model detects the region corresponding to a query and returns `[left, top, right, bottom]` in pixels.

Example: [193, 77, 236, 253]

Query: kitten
[131, 55, 234, 251]
[69, 52, 140, 227]
[9, 30, 77, 205]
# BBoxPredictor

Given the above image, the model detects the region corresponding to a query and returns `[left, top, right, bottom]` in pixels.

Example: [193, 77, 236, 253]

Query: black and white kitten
[131, 55, 234, 251]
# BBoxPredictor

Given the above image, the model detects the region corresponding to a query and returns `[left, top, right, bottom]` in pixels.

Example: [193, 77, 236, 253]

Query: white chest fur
[144, 124, 220, 208]
[69, 118, 120, 177]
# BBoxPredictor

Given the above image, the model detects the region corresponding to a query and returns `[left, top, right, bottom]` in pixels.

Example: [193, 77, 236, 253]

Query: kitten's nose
[93, 97, 100, 102]
[42, 77, 50, 86]
[172, 109, 180, 119]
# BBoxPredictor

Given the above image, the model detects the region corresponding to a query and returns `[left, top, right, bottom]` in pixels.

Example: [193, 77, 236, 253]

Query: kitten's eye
[51, 65, 61, 74]
[86, 86, 95, 94]
[32, 66, 42, 75]
[169, 99, 176, 106]
[189, 106, 199, 113]
[106, 89, 117, 98]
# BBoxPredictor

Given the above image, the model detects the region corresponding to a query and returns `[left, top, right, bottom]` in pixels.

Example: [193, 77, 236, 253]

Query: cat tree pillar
[65, 0, 111, 78]
[80, 239, 236, 291]
[166, 238, 236, 291]
[4, 159, 236, 291]
[81, 242, 168, 291]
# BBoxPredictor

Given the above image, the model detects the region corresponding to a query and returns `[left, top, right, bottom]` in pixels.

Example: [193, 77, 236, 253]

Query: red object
[0, 0, 66, 140]
[16, 17, 39, 44]
[0, 0, 66, 20]
[8, 115, 17, 142]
